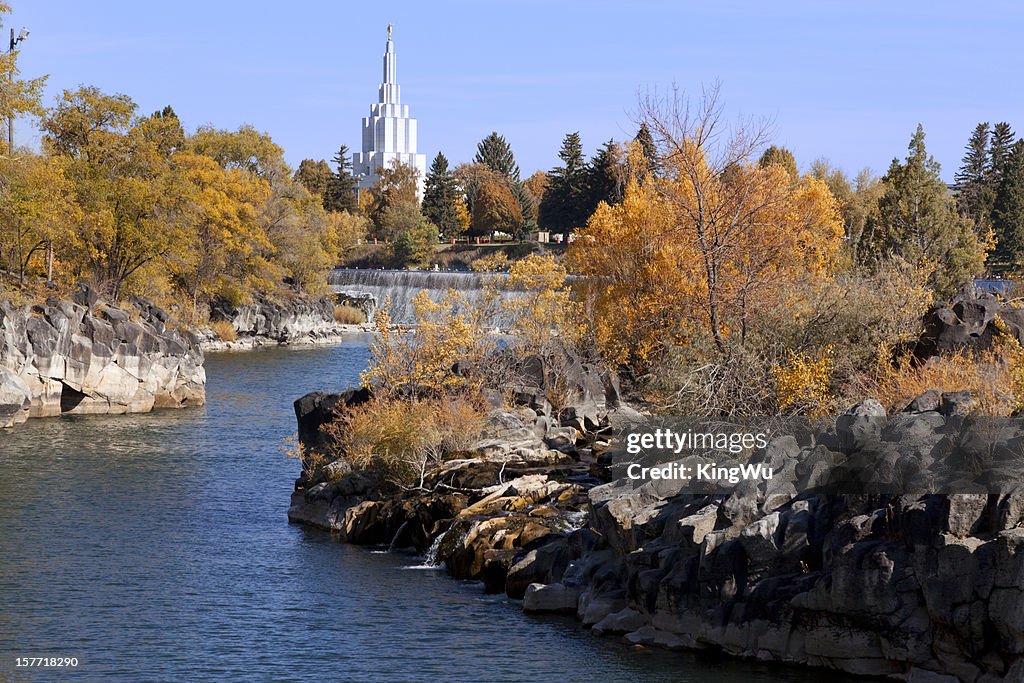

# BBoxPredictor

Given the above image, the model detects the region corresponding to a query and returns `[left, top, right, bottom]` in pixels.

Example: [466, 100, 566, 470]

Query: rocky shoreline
[288, 369, 1024, 681]
[199, 295, 373, 352]
[0, 285, 205, 428]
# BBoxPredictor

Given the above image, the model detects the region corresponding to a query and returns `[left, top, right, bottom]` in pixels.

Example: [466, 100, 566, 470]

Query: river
[0, 343, 849, 682]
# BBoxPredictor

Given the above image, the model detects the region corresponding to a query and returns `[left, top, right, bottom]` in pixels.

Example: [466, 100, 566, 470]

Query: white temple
[352, 25, 427, 197]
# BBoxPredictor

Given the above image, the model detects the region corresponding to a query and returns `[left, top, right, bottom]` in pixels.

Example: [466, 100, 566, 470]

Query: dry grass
[333, 304, 366, 325]
[323, 393, 486, 488]
[863, 330, 1024, 415]
[210, 319, 237, 342]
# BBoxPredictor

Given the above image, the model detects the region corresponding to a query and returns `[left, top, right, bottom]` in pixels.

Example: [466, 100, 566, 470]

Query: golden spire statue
[387, 23, 392, 40]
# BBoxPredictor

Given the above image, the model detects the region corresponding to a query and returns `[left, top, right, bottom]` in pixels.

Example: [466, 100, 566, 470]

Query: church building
[352, 25, 427, 197]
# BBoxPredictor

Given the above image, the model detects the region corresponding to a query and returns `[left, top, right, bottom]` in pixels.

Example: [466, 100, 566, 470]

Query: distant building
[352, 25, 427, 198]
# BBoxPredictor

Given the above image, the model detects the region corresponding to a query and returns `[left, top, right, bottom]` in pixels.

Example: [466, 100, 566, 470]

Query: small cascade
[388, 520, 410, 552]
[329, 269, 521, 326]
[422, 528, 448, 567]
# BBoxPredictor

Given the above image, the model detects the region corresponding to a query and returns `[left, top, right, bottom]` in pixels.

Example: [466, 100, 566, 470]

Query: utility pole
[8, 26, 28, 153]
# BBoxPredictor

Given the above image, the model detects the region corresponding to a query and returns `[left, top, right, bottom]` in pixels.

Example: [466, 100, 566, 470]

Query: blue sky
[9, 0, 1024, 181]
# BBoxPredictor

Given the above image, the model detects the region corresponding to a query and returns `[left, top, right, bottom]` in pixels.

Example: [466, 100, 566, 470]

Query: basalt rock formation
[0, 286, 205, 428]
[289, 376, 1024, 681]
[204, 295, 368, 350]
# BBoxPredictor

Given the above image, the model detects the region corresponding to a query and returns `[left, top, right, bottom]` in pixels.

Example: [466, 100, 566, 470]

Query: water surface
[1, 343, 850, 682]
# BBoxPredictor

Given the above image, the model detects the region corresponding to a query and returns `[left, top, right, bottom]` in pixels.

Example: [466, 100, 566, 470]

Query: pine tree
[990, 122, 1016, 182]
[867, 124, 988, 296]
[955, 122, 995, 229]
[757, 145, 799, 181]
[585, 139, 624, 213]
[324, 145, 358, 213]
[474, 132, 521, 181]
[422, 152, 462, 238]
[992, 139, 1024, 268]
[539, 132, 589, 236]
[634, 123, 659, 177]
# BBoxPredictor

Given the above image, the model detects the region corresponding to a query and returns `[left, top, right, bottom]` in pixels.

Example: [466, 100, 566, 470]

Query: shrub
[333, 304, 366, 325]
[772, 346, 835, 416]
[324, 394, 486, 488]
[210, 319, 237, 342]
[864, 326, 1024, 415]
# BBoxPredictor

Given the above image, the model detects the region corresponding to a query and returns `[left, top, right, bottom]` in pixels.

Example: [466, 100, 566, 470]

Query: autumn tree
[188, 124, 289, 182]
[863, 124, 988, 296]
[810, 159, 883, 260]
[295, 159, 333, 200]
[570, 85, 844, 375]
[0, 153, 78, 282]
[367, 160, 420, 238]
[0, 3, 46, 154]
[422, 152, 462, 238]
[522, 171, 548, 223]
[472, 180, 522, 237]
[41, 87, 186, 299]
[169, 151, 273, 309]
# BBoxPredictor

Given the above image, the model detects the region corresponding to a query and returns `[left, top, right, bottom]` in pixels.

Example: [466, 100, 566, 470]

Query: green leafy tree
[422, 152, 462, 238]
[758, 145, 799, 182]
[324, 145, 358, 213]
[385, 202, 437, 266]
[955, 123, 996, 230]
[539, 132, 589, 236]
[992, 140, 1024, 268]
[864, 124, 988, 296]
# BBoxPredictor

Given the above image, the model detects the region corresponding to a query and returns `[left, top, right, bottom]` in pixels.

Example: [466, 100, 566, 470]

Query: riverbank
[288, 375, 1024, 681]
[199, 294, 373, 352]
[0, 285, 205, 428]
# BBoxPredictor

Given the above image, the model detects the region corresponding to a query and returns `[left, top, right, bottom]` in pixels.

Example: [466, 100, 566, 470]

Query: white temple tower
[352, 25, 427, 197]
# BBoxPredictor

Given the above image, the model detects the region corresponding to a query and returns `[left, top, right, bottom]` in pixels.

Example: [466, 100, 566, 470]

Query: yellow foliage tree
[361, 290, 492, 397]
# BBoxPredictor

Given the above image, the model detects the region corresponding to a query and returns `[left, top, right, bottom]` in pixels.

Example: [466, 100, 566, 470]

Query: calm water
[1, 343, 845, 682]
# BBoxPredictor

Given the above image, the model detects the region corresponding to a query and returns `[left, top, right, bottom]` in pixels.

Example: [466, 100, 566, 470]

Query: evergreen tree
[634, 123, 659, 177]
[539, 132, 589, 236]
[955, 122, 995, 229]
[585, 139, 624, 213]
[324, 145, 358, 213]
[990, 122, 1016, 181]
[867, 124, 988, 296]
[757, 145, 799, 181]
[992, 139, 1024, 268]
[421, 152, 461, 238]
[474, 132, 521, 181]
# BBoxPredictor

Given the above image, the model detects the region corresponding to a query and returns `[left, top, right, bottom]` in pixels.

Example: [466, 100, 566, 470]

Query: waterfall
[329, 269, 519, 326]
[388, 520, 410, 551]
[422, 528, 448, 567]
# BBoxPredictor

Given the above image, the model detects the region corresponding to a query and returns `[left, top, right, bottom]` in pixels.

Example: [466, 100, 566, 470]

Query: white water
[329, 269, 519, 325]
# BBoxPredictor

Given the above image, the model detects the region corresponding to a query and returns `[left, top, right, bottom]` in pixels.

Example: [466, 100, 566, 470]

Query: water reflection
[1, 342, 852, 682]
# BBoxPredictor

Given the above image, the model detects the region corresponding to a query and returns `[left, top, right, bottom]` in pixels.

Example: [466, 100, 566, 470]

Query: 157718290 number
[15, 657, 79, 668]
